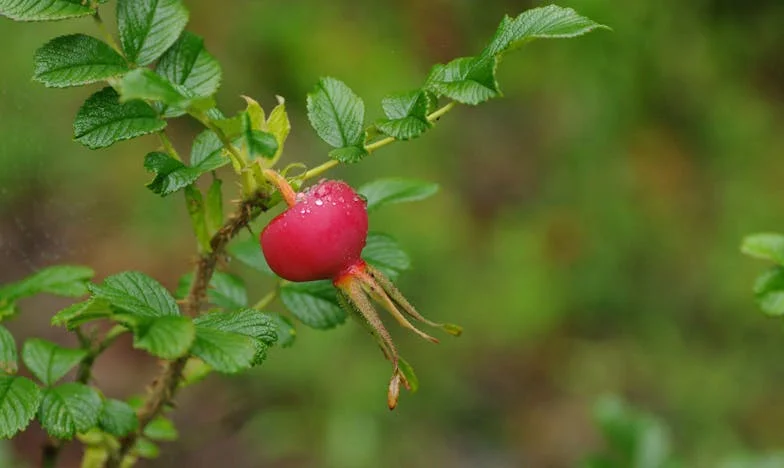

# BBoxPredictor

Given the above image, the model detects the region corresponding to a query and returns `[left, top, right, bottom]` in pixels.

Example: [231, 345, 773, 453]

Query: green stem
[92, 10, 124, 57]
[158, 132, 181, 161]
[302, 101, 458, 181]
[253, 289, 278, 310]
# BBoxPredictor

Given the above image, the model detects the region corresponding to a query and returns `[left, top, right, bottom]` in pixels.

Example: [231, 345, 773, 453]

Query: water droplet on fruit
[315, 199, 324, 206]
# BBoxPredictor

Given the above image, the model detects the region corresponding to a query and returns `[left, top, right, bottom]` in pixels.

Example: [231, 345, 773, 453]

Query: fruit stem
[263, 169, 298, 207]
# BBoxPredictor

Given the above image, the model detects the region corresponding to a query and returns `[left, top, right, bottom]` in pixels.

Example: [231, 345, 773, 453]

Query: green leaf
[143, 416, 177, 441]
[134, 438, 160, 459]
[191, 130, 225, 166]
[358, 178, 439, 211]
[480, 5, 609, 59]
[190, 327, 256, 374]
[184, 185, 211, 253]
[307, 77, 367, 162]
[33, 34, 128, 88]
[375, 90, 432, 140]
[0, 326, 17, 374]
[425, 56, 498, 105]
[0, 265, 93, 303]
[21, 339, 86, 386]
[98, 399, 138, 437]
[89, 271, 180, 318]
[279, 281, 346, 330]
[244, 128, 279, 160]
[268, 314, 296, 348]
[193, 309, 277, 365]
[742, 233, 784, 265]
[205, 177, 223, 235]
[0, 375, 41, 438]
[398, 357, 419, 393]
[130, 315, 194, 359]
[156, 31, 221, 103]
[117, 68, 187, 107]
[178, 272, 248, 310]
[362, 233, 411, 280]
[38, 383, 102, 439]
[227, 236, 274, 276]
[51, 298, 111, 330]
[117, 0, 189, 66]
[73, 87, 166, 149]
[0, 0, 93, 22]
[266, 96, 291, 162]
[754, 267, 784, 316]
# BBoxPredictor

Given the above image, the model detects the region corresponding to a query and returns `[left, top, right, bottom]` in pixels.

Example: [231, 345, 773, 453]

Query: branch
[107, 192, 271, 467]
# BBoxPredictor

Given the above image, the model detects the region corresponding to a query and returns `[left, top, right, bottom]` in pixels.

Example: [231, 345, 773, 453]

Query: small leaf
[190, 130, 225, 167]
[307, 77, 367, 162]
[266, 96, 291, 162]
[208, 272, 248, 310]
[51, 298, 111, 330]
[117, 0, 189, 66]
[269, 314, 296, 348]
[190, 327, 256, 374]
[362, 233, 411, 280]
[21, 339, 86, 386]
[754, 267, 784, 316]
[358, 178, 439, 211]
[245, 128, 279, 160]
[0, 0, 93, 22]
[328, 145, 368, 164]
[156, 31, 221, 117]
[88, 271, 180, 318]
[134, 438, 160, 459]
[143, 416, 177, 441]
[144, 134, 229, 197]
[98, 399, 138, 437]
[227, 236, 274, 276]
[0, 375, 41, 438]
[74, 87, 166, 149]
[0, 326, 17, 374]
[425, 56, 498, 105]
[38, 383, 102, 439]
[375, 90, 432, 140]
[194, 309, 277, 365]
[205, 177, 223, 234]
[0, 265, 93, 303]
[184, 185, 211, 253]
[129, 315, 194, 359]
[279, 281, 346, 330]
[118, 68, 188, 107]
[742, 233, 784, 265]
[398, 357, 419, 393]
[33, 34, 128, 88]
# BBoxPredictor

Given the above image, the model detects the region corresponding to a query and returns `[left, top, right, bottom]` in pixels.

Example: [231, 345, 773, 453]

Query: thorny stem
[107, 193, 271, 467]
[301, 101, 458, 181]
[262, 168, 297, 207]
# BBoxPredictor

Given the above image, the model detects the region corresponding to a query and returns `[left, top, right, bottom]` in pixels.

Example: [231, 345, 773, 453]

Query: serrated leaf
[21, 339, 86, 386]
[269, 314, 296, 348]
[117, 0, 189, 66]
[358, 178, 439, 211]
[194, 309, 277, 365]
[178, 272, 248, 310]
[425, 56, 498, 105]
[185, 185, 211, 253]
[362, 233, 411, 280]
[130, 315, 194, 359]
[375, 90, 432, 140]
[0, 375, 40, 438]
[328, 145, 368, 163]
[38, 383, 102, 439]
[266, 97, 291, 162]
[143, 416, 177, 441]
[51, 298, 111, 330]
[98, 399, 138, 437]
[89, 271, 180, 318]
[307, 77, 367, 162]
[0, 265, 93, 303]
[118, 68, 188, 109]
[754, 267, 784, 316]
[742, 233, 784, 265]
[190, 129, 225, 167]
[190, 327, 256, 374]
[227, 236, 274, 276]
[0, 326, 16, 374]
[144, 142, 228, 197]
[280, 281, 345, 330]
[0, 0, 93, 22]
[156, 31, 221, 109]
[245, 128, 279, 160]
[480, 5, 609, 59]
[74, 87, 166, 149]
[33, 34, 128, 88]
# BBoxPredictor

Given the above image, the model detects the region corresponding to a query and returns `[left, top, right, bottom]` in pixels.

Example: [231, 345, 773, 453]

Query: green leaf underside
[193, 309, 277, 365]
[33, 34, 128, 88]
[89, 271, 180, 318]
[358, 178, 439, 211]
[205, 178, 223, 234]
[279, 281, 345, 330]
[0, 265, 93, 303]
[0, 0, 93, 22]
[227, 236, 274, 276]
[268, 314, 296, 348]
[21, 339, 86, 386]
[376, 90, 432, 140]
[754, 267, 784, 316]
[0, 375, 41, 438]
[128, 315, 194, 359]
[362, 233, 411, 280]
[117, 0, 189, 66]
[0, 326, 16, 374]
[51, 298, 111, 330]
[143, 416, 177, 441]
[73, 87, 166, 149]
[176, 272, 248, 309]
[190, 327, 256, 373]
[99, 399, 138, 437]
[742, 233, 784, 265]
[307, 77, 367, 162]
[38, 383, 101, 439]
[156, 31, 221, 99]
[118, 68, 188, 107]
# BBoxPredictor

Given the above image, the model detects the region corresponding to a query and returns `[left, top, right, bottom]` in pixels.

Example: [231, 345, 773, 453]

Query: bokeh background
[2, 0, 784, 466]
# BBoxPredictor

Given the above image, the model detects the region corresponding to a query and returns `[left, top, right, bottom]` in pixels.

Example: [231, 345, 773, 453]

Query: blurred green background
[2, 0, 784, 466]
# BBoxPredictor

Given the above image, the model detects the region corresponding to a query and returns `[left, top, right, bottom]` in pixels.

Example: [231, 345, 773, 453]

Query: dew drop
[315, 199, 324, 206]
